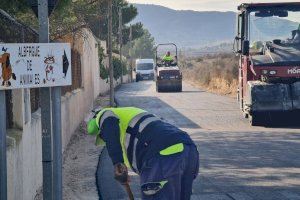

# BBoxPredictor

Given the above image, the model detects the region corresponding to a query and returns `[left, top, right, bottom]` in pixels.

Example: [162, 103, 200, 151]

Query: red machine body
[235, 2, 300, 125]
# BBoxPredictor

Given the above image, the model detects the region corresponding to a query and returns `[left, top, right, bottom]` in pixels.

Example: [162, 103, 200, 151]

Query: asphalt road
[97, 81, 300, 200]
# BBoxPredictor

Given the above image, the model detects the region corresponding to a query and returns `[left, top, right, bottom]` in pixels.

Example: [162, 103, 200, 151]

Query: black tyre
[177, 84, 182, 92]
[249, 113, 267, 126]
[249, 114, 260, 126]
[156, 83, 162, 92]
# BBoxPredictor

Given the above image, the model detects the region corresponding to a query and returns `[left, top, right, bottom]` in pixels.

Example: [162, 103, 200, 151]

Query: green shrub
[112, 57, 128, 80]
[98, 45, 128, 80]
[100, 63, 109, 80]
[98, 46, 109, 80]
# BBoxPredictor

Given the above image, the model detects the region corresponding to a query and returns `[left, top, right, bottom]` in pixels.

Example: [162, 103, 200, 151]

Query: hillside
[133, 4, 236, 48]
[133, 4, 298, 49]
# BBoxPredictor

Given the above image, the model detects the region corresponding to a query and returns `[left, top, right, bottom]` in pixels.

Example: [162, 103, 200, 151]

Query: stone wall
[6, 28, 130, 199]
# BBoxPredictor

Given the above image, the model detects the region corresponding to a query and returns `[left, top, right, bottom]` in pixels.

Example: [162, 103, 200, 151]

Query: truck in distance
[135, 59, 155, 82]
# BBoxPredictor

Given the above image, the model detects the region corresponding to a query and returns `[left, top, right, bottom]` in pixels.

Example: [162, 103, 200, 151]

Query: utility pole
[119, 8, 123, 84]
[39, 0, 63, 199]
[108, 0, 114, 107]
[99, 0, 101, 39]
[129, 25, 133, 82]
[38, 1, 53, 200]
[0, 90, 7, 200]
[52, 88, 62, 200]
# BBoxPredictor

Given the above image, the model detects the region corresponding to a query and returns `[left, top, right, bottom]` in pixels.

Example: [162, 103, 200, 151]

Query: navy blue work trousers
[140, 144, 199, 200]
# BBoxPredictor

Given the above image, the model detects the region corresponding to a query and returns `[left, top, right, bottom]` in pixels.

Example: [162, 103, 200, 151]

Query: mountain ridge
[132, 4, 298, 49]
[132, 4, 236, 48]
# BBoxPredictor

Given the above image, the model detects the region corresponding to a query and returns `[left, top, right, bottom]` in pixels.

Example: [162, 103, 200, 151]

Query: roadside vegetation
[181, 53, 239, 96]
[123, 29, 156, 59]
[1, 0, 144, 41]
[1, 0, 157, 82]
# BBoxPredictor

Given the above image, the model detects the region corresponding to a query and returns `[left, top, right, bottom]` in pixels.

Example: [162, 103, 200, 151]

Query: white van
[135, 59, 154, 81]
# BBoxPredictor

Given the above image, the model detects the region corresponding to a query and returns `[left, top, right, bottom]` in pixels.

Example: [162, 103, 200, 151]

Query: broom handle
[124, 183, 134, 200]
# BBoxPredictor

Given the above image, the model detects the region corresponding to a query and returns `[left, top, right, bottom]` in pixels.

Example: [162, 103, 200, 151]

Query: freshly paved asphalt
[97, 81, 300, 200]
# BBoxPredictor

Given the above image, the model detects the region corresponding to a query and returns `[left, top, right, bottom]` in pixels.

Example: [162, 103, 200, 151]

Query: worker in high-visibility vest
[87, 107, 199, 200]
[162, 51, 174, 64]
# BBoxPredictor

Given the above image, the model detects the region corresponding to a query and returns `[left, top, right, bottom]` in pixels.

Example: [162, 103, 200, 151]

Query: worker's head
[87, 119, 99, 135]
[87, 109, 106, 146]
[166, 51, 170, 56]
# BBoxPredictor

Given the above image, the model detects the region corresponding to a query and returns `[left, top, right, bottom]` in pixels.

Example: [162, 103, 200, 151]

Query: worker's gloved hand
[114, 163, 129, 185]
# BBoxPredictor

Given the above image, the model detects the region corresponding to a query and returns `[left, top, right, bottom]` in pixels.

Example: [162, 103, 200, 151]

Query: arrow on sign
[62, 50, 69, 79]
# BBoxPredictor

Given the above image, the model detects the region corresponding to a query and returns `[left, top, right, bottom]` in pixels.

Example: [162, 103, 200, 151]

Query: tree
[129, 29, 155, 59]
[86, 0, 144, 44]
[0, 0, 144, 42]
[0, 0, 29, 16]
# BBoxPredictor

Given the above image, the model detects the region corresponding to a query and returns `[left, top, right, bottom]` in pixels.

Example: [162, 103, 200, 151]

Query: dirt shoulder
[184, 79, 237, 98]
[62, 123, 100, 200]
[62, 95, 110, 200]
[181, 53, 238, 97]
[35, 96, 107, 200]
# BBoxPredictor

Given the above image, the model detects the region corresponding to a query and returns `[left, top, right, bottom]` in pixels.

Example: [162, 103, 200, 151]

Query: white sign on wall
[0, 43, 71, 90]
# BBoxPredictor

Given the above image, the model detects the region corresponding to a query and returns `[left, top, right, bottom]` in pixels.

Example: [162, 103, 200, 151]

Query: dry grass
[181, 53, 239, 96]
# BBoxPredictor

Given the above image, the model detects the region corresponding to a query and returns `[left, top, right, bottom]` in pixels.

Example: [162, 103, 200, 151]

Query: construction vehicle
[155, 43, 182, 92]
[234, 2, 300, 126]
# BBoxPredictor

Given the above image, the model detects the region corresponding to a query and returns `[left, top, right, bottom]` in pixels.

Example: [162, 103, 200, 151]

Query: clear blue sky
[128, 0, 299, 12]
